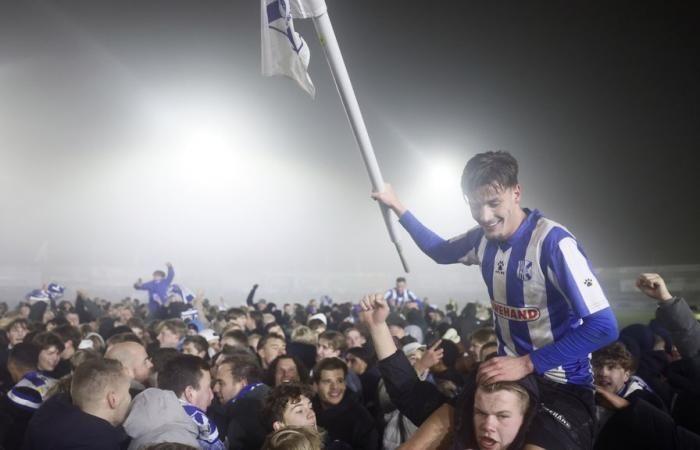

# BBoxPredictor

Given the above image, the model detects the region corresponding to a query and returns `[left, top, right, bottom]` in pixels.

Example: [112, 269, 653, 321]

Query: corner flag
[261, 0, 326, 98]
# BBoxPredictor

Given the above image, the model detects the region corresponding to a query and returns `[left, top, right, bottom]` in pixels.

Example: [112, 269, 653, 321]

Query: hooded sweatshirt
[123, 388, 199, 450]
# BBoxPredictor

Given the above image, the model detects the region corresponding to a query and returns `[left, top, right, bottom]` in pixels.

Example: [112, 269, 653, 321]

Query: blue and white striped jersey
[400, 208, 615, 386]
[384, 288, 419, 305]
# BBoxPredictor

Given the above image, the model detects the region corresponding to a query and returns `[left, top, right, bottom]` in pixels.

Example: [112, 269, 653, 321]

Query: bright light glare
[140, 95, 258, 191]
[407, 154, 474, 234]
[427, 159, 461, 195]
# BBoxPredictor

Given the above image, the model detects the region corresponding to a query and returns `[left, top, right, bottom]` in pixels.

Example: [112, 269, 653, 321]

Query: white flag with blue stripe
[261, 0, 327, 98]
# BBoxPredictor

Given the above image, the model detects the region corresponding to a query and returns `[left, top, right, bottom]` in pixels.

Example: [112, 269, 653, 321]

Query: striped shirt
[384, 288, 420, 305]
[7, 371, 56, 411]
[400, 208, 616, 386]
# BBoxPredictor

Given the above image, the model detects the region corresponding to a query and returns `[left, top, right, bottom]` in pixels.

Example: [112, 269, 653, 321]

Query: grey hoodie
[123, 388, 199, 450]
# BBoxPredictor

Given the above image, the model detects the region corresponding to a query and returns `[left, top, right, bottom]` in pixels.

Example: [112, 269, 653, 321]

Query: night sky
[0, 1, 697, 301]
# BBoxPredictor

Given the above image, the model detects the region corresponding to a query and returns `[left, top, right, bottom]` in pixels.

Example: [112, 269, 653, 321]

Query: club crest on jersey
[495, 260, 505, 275]
[491, 302, 541, 322]
[517, 260, 533, 281]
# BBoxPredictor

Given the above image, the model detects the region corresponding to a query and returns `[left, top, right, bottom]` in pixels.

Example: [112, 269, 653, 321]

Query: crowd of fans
[0, 269, 698, 450]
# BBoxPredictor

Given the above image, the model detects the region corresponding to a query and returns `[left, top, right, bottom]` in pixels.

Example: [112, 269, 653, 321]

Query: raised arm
[638, 273, 700, 358]
[372, 183, 483, 265]
[398, 403, 455, 450]
[164, 262, 175, 284]
[246, 284, 259, 307]
[360, 293, 447, 425]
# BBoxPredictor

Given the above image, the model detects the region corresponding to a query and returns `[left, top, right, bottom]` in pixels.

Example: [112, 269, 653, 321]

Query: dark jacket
[0, 394, 34, 450]
[655, 297, 700, 436]
[224, 383, 270, 450]
[313, 391, 379, 450]
[286, 342, 316, 374]
[656, 297, 700, 359]
[22, 394, 128, 450]
[595, 397, 700, 450]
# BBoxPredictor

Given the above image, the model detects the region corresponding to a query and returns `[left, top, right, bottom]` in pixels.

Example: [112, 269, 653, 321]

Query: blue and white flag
[168, 284, 195, 303]
[46, 283, 65, 301]
[261, 0, 327, 98]
[26, 289, 50, 303]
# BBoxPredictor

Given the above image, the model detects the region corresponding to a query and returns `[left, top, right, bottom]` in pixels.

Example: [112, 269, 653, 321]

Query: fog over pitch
[0, 1, 697, 302]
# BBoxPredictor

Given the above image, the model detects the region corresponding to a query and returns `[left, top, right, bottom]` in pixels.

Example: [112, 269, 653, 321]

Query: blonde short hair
[262, 427, 322, 450]
[477, 381, 530, 414]
[71, 358, 128, 410]
[291, 326, 317, 346]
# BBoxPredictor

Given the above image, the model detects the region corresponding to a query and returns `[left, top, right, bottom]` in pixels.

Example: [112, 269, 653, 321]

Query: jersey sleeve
[530, 307, 618, 373]
[399, 211, 484, 265]
[135, 280, 154, 292]
[545, 234, 610, 318]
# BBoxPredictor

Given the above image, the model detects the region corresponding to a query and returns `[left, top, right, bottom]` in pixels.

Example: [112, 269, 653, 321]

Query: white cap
[402, 342, 427, 355]
[308, 313, 327, 325]
[198, 328, 219, 342]
[442, 328, 461, 344]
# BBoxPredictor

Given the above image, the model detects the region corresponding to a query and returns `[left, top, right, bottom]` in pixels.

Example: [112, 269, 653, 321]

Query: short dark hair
[219, 353, 263, 384]
[266, 355, 310, 386]
[32, 331, 65, 353]
[469, 327, 497, 345]
[52, 324, 81, 349]
[396, 277, 406, 284]
[264, 322, 284, 335]
[312, 357, 348, 383]
[183, 335, 209, 354]
[127, 318, 146, 330]
[158, 319, 187, 338]
[592, 342, 636, 372]
[106, 332, 143, 347]
[262, 382, 315, 428]
[5, 318, 29, 332]
[226, 308, 246, 321]
[461, 151, 519, 194]
[257, 333, 286, 351]
[9, 342, 40, 370]
[221, 329, 248, 346]
[153, 270, 166, 278]
[159, 354, 210, 397]
[150, 347, 181, 375]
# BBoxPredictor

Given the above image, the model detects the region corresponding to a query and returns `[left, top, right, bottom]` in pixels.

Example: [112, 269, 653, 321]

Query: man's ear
[183, 385, 196, 404]
[106, 390, 118, 409]
[272, 421, 285, 431]
[512, 184, 522, 204]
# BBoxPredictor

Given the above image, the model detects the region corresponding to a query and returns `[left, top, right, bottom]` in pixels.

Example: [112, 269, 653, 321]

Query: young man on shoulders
[373, 151, 618, 449]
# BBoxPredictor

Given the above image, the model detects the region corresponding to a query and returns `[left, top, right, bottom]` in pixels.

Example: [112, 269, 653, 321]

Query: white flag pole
[312, 11, 410, 273]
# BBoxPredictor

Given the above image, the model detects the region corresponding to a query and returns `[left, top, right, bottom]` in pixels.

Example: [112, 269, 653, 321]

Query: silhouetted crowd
[0, 270, 699, 450]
